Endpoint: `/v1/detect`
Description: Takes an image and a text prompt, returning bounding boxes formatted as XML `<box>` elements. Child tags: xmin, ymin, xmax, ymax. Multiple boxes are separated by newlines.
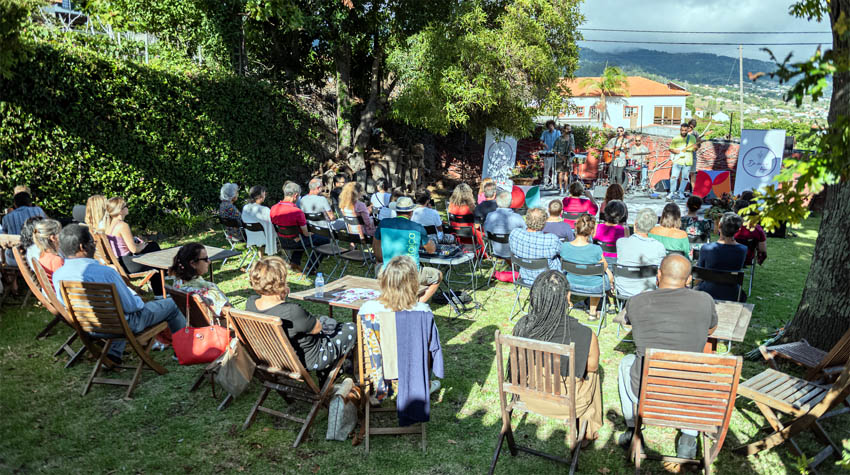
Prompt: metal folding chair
<box><xmin>218</xmin><ymin>215</ymin><xmax>244</xmax><ymax>266</ymax></box>
<box><xmin>508</xmin><ymin>253</ymin><xmax>550</xmax><ymax>319</ymax></box>
<box><xmin>485</xmin><ymin>231</ymin><xmax>512</xmax><ymax>285</ymax></box>
<box><xmin>610</xmin><ymin>263</ymin><xmax>658</xmax><ymax>342</ymax></box>
<box><xmin>275</xmin><ymin>224</ymin><xmax>314</xmax><ymax>272</ymax></box>
<box><xmin>240</xmin><ymin>221</ymin><xmax>266</xmax><ymax>270</ymax></box>
<box><xmin>304</xmin><ymin>218</ymin><xmax>344</xmax><ymax>280</ymax></box>
<box><xmin>561</xmin><ymin>260</ymin><xmax>609</xmax><ymax>336</ymax></box>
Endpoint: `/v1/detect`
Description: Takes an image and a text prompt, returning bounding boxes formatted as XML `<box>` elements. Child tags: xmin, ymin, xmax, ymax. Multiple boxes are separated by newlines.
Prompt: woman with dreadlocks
<box><xmin>513</xmin><ymin>270</ymin><xmax>602</xmax><ymax>445</ymax></box>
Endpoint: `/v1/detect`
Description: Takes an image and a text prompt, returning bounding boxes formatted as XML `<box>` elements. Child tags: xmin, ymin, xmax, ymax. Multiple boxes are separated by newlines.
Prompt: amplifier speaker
<box><xmin>654</xmin><ymin>179</ymin><xmax>670</xmax><ymax>192</ymax></box>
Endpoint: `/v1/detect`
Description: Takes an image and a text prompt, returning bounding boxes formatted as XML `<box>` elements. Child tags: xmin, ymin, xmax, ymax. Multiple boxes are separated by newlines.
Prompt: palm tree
<box><xmin>578</xmin><ymin>66</ymin><xmax>629</xmax><ymax>127</ymax></box>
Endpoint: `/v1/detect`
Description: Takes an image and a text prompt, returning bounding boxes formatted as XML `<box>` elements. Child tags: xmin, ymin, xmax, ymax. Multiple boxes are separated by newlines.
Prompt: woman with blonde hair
<box><xmin>339</xmin><ymin>182</ymin><xmax>375</xmax><ymax>238</ymax></box>
<box><xmin>85</xmin><ymin>194</ymin><xmax>108</xmax><ymax>233</ymax></box>
<box><xmin>33</xmin><ymin>219</ymin><xmax>64</xmax><ymax>286</ymax></box>
<box><xmin>448</xmin><ymin>183</ymin><xmax>484</xmax><ymax>249</ymax></box>
<box><xmin>246</xmin><ymin>256</ymin><xmax>356</xmax><ymax>371</ymax></box>
<box><xmin>361</xmin><ymin>255</ymin><xmax>432</xmax><ymax>314</ymax></box>
<box><xmin>105</xmin><ymin>196</ymin><xmax>163</xmax><ymax>291</ymax></box>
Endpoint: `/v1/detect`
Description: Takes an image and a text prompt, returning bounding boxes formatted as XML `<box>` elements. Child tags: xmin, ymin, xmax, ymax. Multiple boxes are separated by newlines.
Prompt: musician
<box><xmin>553</xmin><ymin>124</ymin><xmax>575</xmax><ymax>195</ymax></box>
<box><xmin>667</xmin><ymin>123</ymin><xmax>698</xmax><ymax>200</ymax></box>
<box><xmin>539</xmin><ymin>120</ymin><xmax>561</xmax><ymax>188</ymax></box>
<box><xmin>628</xmin><ymin>136</ymin><xmax>650</xmax><ymax>188</ymax></box>
<box><xmin>604</xmin><ymin>127</ymin><xmax>629</xmax><ymax>186</ymax></box>
<box><xmin>687</xmin><ymin>119</ymin><xmax>710</xmax><ymax>185</ymax></box>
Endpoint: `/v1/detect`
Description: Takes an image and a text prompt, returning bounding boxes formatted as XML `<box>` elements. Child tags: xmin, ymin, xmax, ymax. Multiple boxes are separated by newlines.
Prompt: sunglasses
<box><xmin>193</xmin><ymin>256</ymin><xmax>210</xmax><ymax>263</ymax></box>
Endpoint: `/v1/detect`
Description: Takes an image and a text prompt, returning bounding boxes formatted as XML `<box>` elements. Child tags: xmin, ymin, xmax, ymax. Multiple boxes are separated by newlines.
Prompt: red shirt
<box><xmin>734</xmin><ymin>225</ymin><xmax>766</xmax><ymax>265</ymax></box>
<box><xmin>561</xmin><ymin>197</ymin><xmax>598</xmax><ymax>226</ymax></box>
<box><xmin>270</xmin><ymin>201</ymin><xmax>306</xmax><ymax>238</ymax></box>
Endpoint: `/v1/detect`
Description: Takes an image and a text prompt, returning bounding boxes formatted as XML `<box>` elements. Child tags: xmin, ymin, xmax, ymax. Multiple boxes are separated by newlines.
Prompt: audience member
<box><xmin>508</xmin><ymin>208</ymin><xmax>561</xmax><ymax>283</ymax></box>
<box><xmin>477</xmin><ymin>177</ymin><xmax>494</xmax><ymax>204</ymax></box>
<box><xmin>617</xmin><ymin>254</ymin><xmax>717</xmax><ymax>459</ymax></box>
<box><xmin>561</xmin><ymin>214</ymin><xmax>612</xmax><ymax>320</ymax></box>
<box><xmin>246</xmin><ymin>256</ymin><xmax>356</xmax><ymax>372</ymax></box>
<box><xmin>697</xmin><ymin>212</ymin><xmax>748</xmax><ymax>302</ymax></box>
<box><xmin>339</xmin><ymin>182</ymin><xmax>376</xmax><ymax>238</ymax></box>
<box><xmin>2</xmin><ymin>192</ymin><xmax>47</xmax><ymax>264</ymax></box>
<box><xmin>370</xmin><ymin>178</ymin><xmax>393</xmax><ymax>219</ymax></box>
<box><xmin>598</xmin><ymin>184</ymin><xmax>627</xmax><ymax>224</ymax></box>
<box><xmin>72</xmin><ymin>204</ymin><xmax>87</xmax><ymax>224</ymax></box>
<box><xmin>484</xmin><ymin>191</ymin><xmax>525</xmax><ymax>258</ymax></box>
<box><xmin>53</xmin><ymin>224</ymin><xmax>186</xmax><ymax>364</ymax></box>
<box><xmin>561</xmin><ymin>182</ymin><xmax>598</xmax><ymax>227</ymax></box>
<box><xmin>681</xmin><ymin>195</ymin><xmax>711</xmax><ymax>244</ymax></box>
<box><xmin>373</xmin><ymin>196</ymin><xmax>442</xmax><ymax>303</ymax></box>
<box><xmin>271</xmin><ymin>182</ymin><xmax>327</xmax><ymax>273</ymax></box>
<box><xmin>411</xmin><ymin>192</ymin><xmax>444</xmax><ymax>242</ymax></box>
<box><xmin>242</xmin><ymin>185</ymin><xmax>278</xmax><ymax>258</ymax></box>
<box><xmin>22</xmin><ymin>216</ymin><xmax>46</xmax><ymax>273</ymax></box>
<box><xmin>473</xmin><ymin>183</ymin><xmax>498</xmax><ymax>224</ymax></box>
<box><xmin>615</xmin><ymin>208</ymin><xmax>667</xmax><ymax>298</ymax></box>
<box><xmin>542</xmin><ymin>199</ymin><xmax>574</xmax><ymax>241</ymax></box>
<box><xmin>85</xmin><ymin>194</ymin><xmax>108</xmax><ymax>234</ymax></box>
<box><xmin>104</xmin><ymin>197</ymin><xmax>163</xmax><ymax>292</ymax></box>
<box><xmin>733</xmin><ymin>200</ymin><xmax>768</xmax><ymax>265</ymax></box>
<box><xmin>300</xmin><ymin>177</ymin><xmax>344</xmax><ymax>231</ymax></box>
<box><xmin>168</xmin><ymin>242</ymin><xmax>230</xmax><ymax>316</ymax></box>
<box><xmin>447</xmin><ymin>183</ymin><xmax>484</xmax><ymax>249</ymax></box>
<box><xmin>219</xmin><ymin>183</ymin><xmax>242</xmax><ymax>242</ymax></box>
<box><xmin>33</xmin><ymin>219</ymin><xmax>64</xmax><ymax>287</ymax></box>
<box><xmin>649</xmin><ymin>203</ymin><xmax>690</xmax><ymax>257</ymax></box>
<box><xmin>595</xmin><ymin>200</ymin><xmax>628</xmax><ymax>262</ymax></box>
<box><xmin>514</xmin><ymin>270</ymin><xmax>601</xmax><ymax>444</ymax></box>
<box><xmin>329</xmin><ymin>174</ymin><xmax>348</xmax><ymax>209</ymax></box>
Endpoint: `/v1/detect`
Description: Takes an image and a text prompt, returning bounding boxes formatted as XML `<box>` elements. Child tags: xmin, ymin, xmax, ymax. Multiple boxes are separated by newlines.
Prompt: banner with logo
<box><xmin>482</xmin><ymin>128</ymin><xmax>518</xmax><ymax>191</ymax></box>
<box><xmin>733</xmin><ymin>129</ymin><xmax>786</xmax><ymax>195</ymax></box>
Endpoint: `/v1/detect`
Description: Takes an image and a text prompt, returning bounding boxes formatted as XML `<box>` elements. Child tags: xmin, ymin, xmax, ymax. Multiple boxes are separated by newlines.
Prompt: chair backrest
<box><xmin>306</xmin><ymin>220</ymin><xmax>334</xmax><ymax>240</ymax></box>
<box><xmin>335</xmin><ymin>228</ymin><xmax>366</xmax><ymax>246</ymax></box>
<box><xmin>274</xmin><ymin>224</ymin><xmax>302</xmax><ymax>240</ymax></box>
<box><xmin>164</xmin><ymin>284</ymin><xmax>216</xmax><ymax>327</ymax></box>
<box><xmin>304</xmin><ymin>212</ymin><xmax>327</xmax><ymax>224</ymax></box>
<box><xmin>807</xmin><ymin>327</ymin><xmax>850</xmax><ymax>379</ymax></box>
<box><xmin>448</xmin><ymin>212</ymin><xmax>475</xmax><ymax>225</ymax></box>
<box><xmin>12</xmin><ymin>247</ymin><xmax>55</xmax><ymax>313</ymax></box>
<box><xmin>60</xmin><ymin>281</ymin><xmax>131</xmax><ymax>337</ymax></box>
<box><xmin>227</xmin><ymin>307</ymin><xmax>319</xmax><ymax>393</ymax></box>
<box><xmin>691</xmin><ymin>266</ymin><xmax>744</xmax><ymax>286</ymax></box>
<box><xmin>423</xmin><ymin>225</ymin><xmax>439</xmax><ymax>236</ymax></box>
<box><xmin>612</xmin><ymin>263</ymin><xmax>658</xmax><ymax>280</ymax></box>
<box><xmin>594</xmin><ymin>239</ymin><xmax>617</xmax><ymax>255</ymax></box>
<box><xmin>31</xmin><ymin>256</ymin><xmax>72</xmax><ymax>324</ymax></box>
<box><xmin>511</xmin><ymin>253</ymin><xmax>550</xmax><ymax>273</ymax></box>
<box><xmin>218</xmin><ymin>215</ymin><xmax>241</xmax><ymax>229</ymax></box>
<box><xmin>560</xmin><ymin>260</ymin><xmax>605</xmax><ymax>277</ymax></box>
<box><xmin>562</xmin><ymin>211</ymin><xmax>585</xmax><ymax>222</ymax></box>
<box><xmin>638</xmin><ymin>348</ymin><xmax>742</xmax><ymax>452</ymax></box>
<box><xmin>667</xmin><ymin>249</ymin><xmax>688</xmax><ymax>257</ymax></box>
<box><xmin>243</xmin><ymin>221</ymin><xmax>265</xmax><ymax>233</ymax></box>
<box><xmin>688</xmin><ymin>234</ymin><xmax>709</xmax><ymax>245</ymax></box>
<box><xmin>93</xmin><ymin>233</ymin><xmax>132</xmax><ymax>282</ymax></box>
<box><xmin>494</xmin><ymin>330</ymin><xmax>577</xmax><ymax>423</ymax></box>
<box><xmin>91</xmin><ymin>232</ymin><xmax>110</xmax><ymax>266</ymax></box>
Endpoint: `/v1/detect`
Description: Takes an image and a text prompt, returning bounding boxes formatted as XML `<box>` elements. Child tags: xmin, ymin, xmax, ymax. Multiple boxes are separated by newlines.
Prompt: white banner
<box><xmin>734</xmin><ymin>129</ymin><xmax>786</xmax><ymax>195</ymax></box>
<box><xmin>482</xmin><ymin>128</ymin><xmax>518</xmax><ymax>191</ymax></box>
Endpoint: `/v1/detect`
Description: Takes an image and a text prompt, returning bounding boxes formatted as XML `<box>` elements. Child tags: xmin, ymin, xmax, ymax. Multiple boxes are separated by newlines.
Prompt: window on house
<box><xmin>575</xmin><ymin>106</ymin><xmax>584</xmax><ymax>117</ymax></box>
<box><xmin>589</xmin><ymin>106</ymin><xmax>600</xmax><ymax>120</ymax></box>
<box><xmin>653</xmin><ymin>106</ymin><xmax>682</xmax><ymax>125</ymax></box>
<box><xmin>624</xmin><ymin>106</ymin><xmax>638</xmax><ymax>117</ymax></box>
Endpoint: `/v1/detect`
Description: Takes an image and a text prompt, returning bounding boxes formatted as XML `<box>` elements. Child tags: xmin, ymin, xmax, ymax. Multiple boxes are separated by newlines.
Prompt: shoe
<box><xmin>429</xmin><ymin>379</ymin><xmax>441</xmax><ymax>396</ymax></box>
<box><xmin>676</xmin><ymin>433</ymin><xmax>697</xmax><ymax>460</ymax></box>
<box><xmin>618</xmin><ymin>431</ymin><xmax>633</xmax><ymax>448</ymax></box>
<box><xmin>666</xmin><ymin>193</ymin><xmax>674</xmax><ymax>200</ymax></box>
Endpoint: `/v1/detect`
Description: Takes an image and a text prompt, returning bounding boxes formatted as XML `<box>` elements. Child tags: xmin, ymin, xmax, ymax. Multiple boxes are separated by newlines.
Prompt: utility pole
<box><xmin>739</xmin><ymin>44</ymin><xmax>744</xmax><ymax>137</ymax></box>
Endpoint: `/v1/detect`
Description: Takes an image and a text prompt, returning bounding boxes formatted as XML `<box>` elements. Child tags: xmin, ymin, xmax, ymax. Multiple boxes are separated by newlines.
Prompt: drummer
<box><xmin>604</xmin><ymin>126</ymin><xmax>629</xmax><ymax>186</ymax></box>
<box><xmin>539</xmin><ymin>120</ymin><xmax>561</xmax><ymax>189</ymax></box>
<box><xmin>629</xmin><ymin>135</ymin><xmax>650</xmax><ymax>188</ymax></box>
<box><xmin>553</xmin><ymin>124</ymin><xmax>575</xmax><ymax>195</ymax></box>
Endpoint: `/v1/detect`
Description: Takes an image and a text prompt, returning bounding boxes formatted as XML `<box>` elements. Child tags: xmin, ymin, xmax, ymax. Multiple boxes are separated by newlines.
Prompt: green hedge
<box><xmin>1</xmin><ymin>39</ymin><xmax>322</xmax><ymax>228</ymax></box>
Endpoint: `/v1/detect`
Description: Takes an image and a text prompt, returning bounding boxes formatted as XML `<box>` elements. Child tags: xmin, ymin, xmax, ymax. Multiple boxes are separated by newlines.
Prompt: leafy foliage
<box><xmin>0</xmin><ymin>0</ymin><xmax>37</xmax><ymax>79</ymax></box>
<box><xmin>575</xmin><ymin>66</ymin><xmax>629</xmax><ymax>126</ymax></box>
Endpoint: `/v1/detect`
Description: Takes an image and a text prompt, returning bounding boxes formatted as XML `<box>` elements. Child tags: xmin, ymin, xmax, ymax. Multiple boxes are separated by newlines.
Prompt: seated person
<box><xmin>484</xmin><ymin>191</ymin><xmax>525</xmax><ymax>258</ymax></box>
<box><xmin>246</xmin><ymin>256</ymin><xmax>356</xmax><ymax>372</ymax></box>
<box><xmin>561</xmin><ymin>182</ymin><xmax>598</xmax><ymax>227</ymax></box>
<box><xmin>561</xmin><ymin>214</ymin><xmax>612</xmax><ymax>320</ymax></box>
<box><xmin>329</xmin><ymin>173</ymin><xmax>348</xmax><ymax>210</ymax></box>
<box><xmin>370</xmin><ymin>178</ymin><xmax>394</xmax><ymax>220</ymax></box>
<box><xmin>168</xmin><ymin>243</ymin><xmax>230</xmax><ymax>316</ymax></box>
<box><xmin>598</xmin><ymin>184</ymin><xmax>627</xmax><ymax>224</ymax></box>
<box><xmin>373</xmin><ymin>196</ymin><xmax>442</xmax><ymax>303</ymax></box>
<box><xmin>649</xmin><ymin>203</ymin><xmax>690</xmax><ymax>258</ymax></box>
<box><xmin>447</xmin><ymin>183</ymin><xmax>484</xmax><ymax>249</ymax></box>
<box><xmin>617</xmin><ymin>254</ymin><xmax>717</xmax><ymax>460</ymax></box>
<box><xmin>473</xmin><ymin>182</ymin><xmax>498</xmax><ymax>224</ymax></box>
<box><xmin>477</xmin><ymin>177</ymin><xmax>494</xmax><ymax>204</ymax></box>
<box><xmin>339</xmin><ymin>182</ymin><xmax>376</xmax><ymax>238</ymax></box>
<box><xmin>3</xmin><ymin>191</ymin><xmax>47</xmax><ymax>265</ymax></box>
<box><xmin>594</xmin><ymin>200</ymin><xmax>628</xmax><ymax>262</ymax></box>
<box><xmin>513</xmin><ymin>270</ymin><xmax>601</xmax><ymax>445</ymax></box>
<box><xmin>219</xmin><ymin>183</ymin><xmax>243</xmax><ymax>242</ymax></box>
<box><xmin>681</xmin><ymin>195</ymin><xmax>711</xmax><ymax>244</ymax></box>
<box><xmin>243</xmin><ymin>185</ymin><xmax>278</xmax><ymax>258</ymax></box>
<box><xmin>21</xmin><ymin>216</ymin><xmax>46</xmax><ymax>273</ymax></box>
<box><xmin>53</xmin><ymin>224</ymin><xmax>187</xmax><ymax>364</ymax></box>
<box><xmin>300</xmin><ymin>177</ymin><xmax>344</xmax><ymax>230</ymax></box>
<box><xmin>542</xmin><ymin>200</ymin><xmax>574</xmax><ymax>241</ymax></box>
<box><xmin>615</xmin><ymin>208</ymin><xmax>667</xmax><ymax>298</ymax></box>
<box><xmin>271</xmin><ymin>182</ymin><xmax>328</xmax><ymax>273</ymax></box>
<box><xmin>697</xmin><ymin>212</ymin><xmax>748</xmax><ymax>302</ymax></box>
<box><xmin>733</xmin><ymin>200</ymin><xmax>767</xmax><ymax>266</ymax></box>
<box><xmin>104</xmin><ymin>196</ymin><xmax>163</xmax><ymax>292</ymax></box>
<box><xmin>411</xmin><ymin>192</ymin><xmax>445</xmax><ymax>242</ymax></box>
<box><xmin>85</xmin><ymin>194</ymin><xmax>108</xmax><ymax>234</ymax></box>
<box><xmin>508</xmin><ymin>208</ymin><xmax>561</xmax><ymax>283</ymax></box>
<box><xmin>33</xmin><ymin>219</ymin><xmax>64</xmax><ymax>287</ymax></box>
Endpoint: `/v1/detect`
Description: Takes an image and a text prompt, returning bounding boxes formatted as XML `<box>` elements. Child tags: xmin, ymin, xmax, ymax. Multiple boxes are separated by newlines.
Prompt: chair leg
<box><xmin>65</xmin><ymin>343</ymin><xmax>87</xmax><ymax>369</ymax></box>
<box><xmin>509</xmin><ymin>286</ymin><xmax>522</xmax><ymax>319</ymax></box>
<box><xmin>83</xmin><ymin>340</ymin><xmax>111</xmax><ymax>396</ymax></box>
<box><xmin>36</xmin><ymin>315</ymin><xmax>62</xmax><ymax>339</ymax></box>
<box><xmin>364</xmin><ymin>391</ymin><xmax>371</xmax><ymax>454</ymax></box>
<box><xmin>243</xmin><ymin>386</ymin><xmax>271</xmax><ymax>430</ymax></box>
<box><xmin>489</xmin><ymin>431</ymin><xmax>507</xmax><ymax>475</ymax></box>
<box><xmin>569</xmin><ymin>420</ymin><xmax>588</xmax><ymax>475</ymax></box>
<box><xmin>218</xmin><ymin>393</ymin><xmax>234</xmax><ymax>411</ymax></box>
<box><xmin>293</xmin><ymin>399</ymin><xmax>323</xmax><ymax>448</ymax></box>
<box><xmin>702</xmin><ymin>432</ymin><xmax>711</xmax><ymax>475</ymax></box>
<box><xmin>54</xmin><ymin>331</ymin><xmax>78</xmax><ymax>358</ymax></box>
<box><xmin>421</xmin><ymin>422</ymin><xmax>427</xmax><ymax>452</ymax></box>
<box><xmin>125</xmin><ymin>337</ymin><xmax>158</xmax><ymax>398</ymax></box>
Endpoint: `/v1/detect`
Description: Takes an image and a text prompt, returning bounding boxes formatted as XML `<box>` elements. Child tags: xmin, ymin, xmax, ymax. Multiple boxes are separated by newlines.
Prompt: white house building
<box><xmin>540</xmin><ymin>76</ymin><xmax>691</xmax><ymax>130</ymax></box>
<box><xmin>712</xmin><ymin>111</ymin><xmax>730</xmax><ymax>122</ymax></box>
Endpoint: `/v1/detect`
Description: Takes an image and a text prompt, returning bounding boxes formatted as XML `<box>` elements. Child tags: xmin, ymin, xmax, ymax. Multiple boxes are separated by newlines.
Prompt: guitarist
<box><xmin>604</xmin><ymin>126</ymin><xmax>629</xmax><ymax>186</ymax></box>
<box><xmin>667</xmin><ymin>123</ymin><xmax>698</xmax><ymax>200</ymax></box>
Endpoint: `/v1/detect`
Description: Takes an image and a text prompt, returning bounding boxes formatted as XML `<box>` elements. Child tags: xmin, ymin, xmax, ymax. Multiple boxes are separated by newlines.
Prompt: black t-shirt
<box><xmin>330</xmin><ymin>187</ymin><xmax>343</xmax><ymax>209</ymax></box>
<box><xmin>246</xmin><ymin>295</ymin><xmax>320</xmax><ymax>368</ymax></box>
<box><xmin>624</xmin><ymin>287</ymin><xmax>718</xmax><ymax>395</ymax></box>
<box><xmin>515</xmin><ymin>315</ymin><xmax>592</xmax><ymax>379</ymax></box>
<box><xmin>474</xmin><ymin>200</ymin><xmax>498</xmax><ymax>224</ymax></box>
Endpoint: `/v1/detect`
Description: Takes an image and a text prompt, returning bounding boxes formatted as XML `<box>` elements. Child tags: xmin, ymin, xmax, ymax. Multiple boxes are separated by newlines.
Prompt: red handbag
<box><xmin>171</xmin><ymin>290</ymin><xmax>230</xmax><ymax>365</ymax></box>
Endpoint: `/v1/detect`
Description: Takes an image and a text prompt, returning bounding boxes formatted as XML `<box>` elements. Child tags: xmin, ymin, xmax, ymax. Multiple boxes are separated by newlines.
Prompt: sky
<box><xmin>578</xmin><ymin>0</ymin><xmax>831</xmax><ymax>62</ymax></box>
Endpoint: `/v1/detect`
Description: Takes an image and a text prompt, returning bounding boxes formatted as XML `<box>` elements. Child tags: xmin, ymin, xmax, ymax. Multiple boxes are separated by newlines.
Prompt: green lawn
<box><xmin>2</xmin><ymin>215</ymin><xmax>847</xmax><ymax>474</ymax></box>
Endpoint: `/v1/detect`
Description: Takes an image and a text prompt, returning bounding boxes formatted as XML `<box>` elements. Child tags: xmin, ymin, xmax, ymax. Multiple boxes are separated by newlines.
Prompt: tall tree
<box><xmin>577</xmin><ymin>65</ymin><xmax>629</xmax><ymax>127</ymax></box>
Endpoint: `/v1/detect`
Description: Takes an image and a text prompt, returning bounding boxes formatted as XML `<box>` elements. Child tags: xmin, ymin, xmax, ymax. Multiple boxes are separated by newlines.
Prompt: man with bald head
<box><xmin>617</xmin><ymin>254</ymin><xmax>717</xmax><ymax>459</ymax></box>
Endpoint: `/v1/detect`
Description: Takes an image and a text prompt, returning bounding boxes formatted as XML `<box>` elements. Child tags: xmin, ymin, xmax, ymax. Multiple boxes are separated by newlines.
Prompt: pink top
<box><xmin>477</xmin><ymin>192</ymin><xmax>486</xmax><ymax>204</ymax></box>
<box><xmin>561</xmin><ymin>197</ymin><xmax>599</xmax><ymax>226</ymax></box>
<box><xmin>594</xmin><ymin>223</ymin><xmax>626</xmax><ymax>258</ymax></box>
<box><xmin>343</xmin><ymin>201</ymin><xmax>375</xmax><ymax>237</ymax></box>
<box><xmin>39</xmin><ymin>251</ymin><xmax>64</xmax><ymax>287</ymax></box>
<box><xmin>107</xmin><ymin>233</ymin><xmax>132</xmax><ymax>257</ymax></box>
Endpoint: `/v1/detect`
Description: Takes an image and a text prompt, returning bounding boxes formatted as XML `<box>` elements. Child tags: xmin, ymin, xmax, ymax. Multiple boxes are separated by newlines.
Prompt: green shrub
<box><xmin>0</xmin><ymin>39</ymin><xmax>323</xmax><ymax>228</ymax></box>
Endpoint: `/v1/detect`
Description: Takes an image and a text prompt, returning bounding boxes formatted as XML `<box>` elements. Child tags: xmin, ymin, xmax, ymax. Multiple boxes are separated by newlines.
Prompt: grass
<box><xmin>1</xmin><ymin>215</ymin><xmax>848</xmax><ymax>474</ymax></box>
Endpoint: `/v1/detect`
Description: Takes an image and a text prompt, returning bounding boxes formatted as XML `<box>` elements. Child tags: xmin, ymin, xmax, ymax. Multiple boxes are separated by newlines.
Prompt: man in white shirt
<box><xmin>615</xmin><ymin>208</ymin><xmax>667</xmax><ymax>297</ymax></box>
<box><xmin>300</xmin><ymin>177</ymin><xmax>344</xmax><ymax>230</ymax></box>
<box><xmin>411</xmin><ymin>192</ymin><xmax>444</xmax><ymax>241</ymax></box>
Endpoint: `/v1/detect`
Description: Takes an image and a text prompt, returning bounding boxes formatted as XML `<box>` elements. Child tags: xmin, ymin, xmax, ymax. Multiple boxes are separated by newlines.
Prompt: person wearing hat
<box><xmin>373</xmin><ymin>196</ymin><xmax>443</xmax><ymax>303</ymax></box>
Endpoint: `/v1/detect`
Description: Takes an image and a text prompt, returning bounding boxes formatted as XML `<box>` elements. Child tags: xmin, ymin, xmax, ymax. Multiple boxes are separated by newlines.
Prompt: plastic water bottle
<box><xmin>315</xmin><ymin>273</ymin><xmax>325</xmax><ymax>298</ymax></box>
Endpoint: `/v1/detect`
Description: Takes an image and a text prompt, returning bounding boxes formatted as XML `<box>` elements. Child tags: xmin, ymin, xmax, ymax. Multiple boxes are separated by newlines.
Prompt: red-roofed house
<box><xmin>554</xmin><ymin>76</ymin><xmax>690</xmax><ymax>130</ymax></box>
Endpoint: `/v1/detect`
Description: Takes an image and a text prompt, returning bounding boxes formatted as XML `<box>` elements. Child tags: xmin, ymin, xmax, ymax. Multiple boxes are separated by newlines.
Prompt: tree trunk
<box><xmin>335</xmin><ymin>44</ymin><xmax>353</xmax><ymax>155</ymax></box>
<box><xmin>348</xmin><ymin>40</ymin><xmax>382</xmax><ymax>184</ymax></box>
<box><xmin>783</xmin><ymin>0</ymin><xmax>850</xmax><ymax>350</ymax></box>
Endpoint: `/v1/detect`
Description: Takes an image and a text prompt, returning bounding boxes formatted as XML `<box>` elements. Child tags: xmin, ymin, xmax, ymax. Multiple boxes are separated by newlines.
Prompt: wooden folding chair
<box><xmin>630</xmin><ymin>349</ymin><xmax>742</xmax><ymax>474</ymax></box>
<box><xmin>60</xmin><ymin>281</ymin><xmax>168</xmax><ymax>398</ymax></box>
<box><xmin>93</xmin><ymin>233</ymin><xmax>156</xmax><ymax>294</ymax></box>
<box><xmin>228</xmin><ymin>308</ymin><xmax>348</xmax><ymax>447</ymax></box>
<box><xmin>30</xmin><ymin>257</ymin><xmax>90</xmax><ymax>368</ymax></box>
<box><xmin>356</xmin><ymin>313</ymin><xmax>427</xmax><ymax>454</ymax></box>
<box><xmin>734</xmin><ymin>362</ymin><xmax>850</xmax><ymax>472</ymax></box>
<box><xmin>11</xmin><ymin>247</ymin><xmax>63</xmax><ymax>339</ymax></box>
<box><xmin>759</xmin><ymin>327</ymin><xmax>850</xmax><ymax>382</ymax></box>
<box><xmin>490</xmin><ymin>331</ymin><xmax>586</xmax><ymax>475</ymax></box>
